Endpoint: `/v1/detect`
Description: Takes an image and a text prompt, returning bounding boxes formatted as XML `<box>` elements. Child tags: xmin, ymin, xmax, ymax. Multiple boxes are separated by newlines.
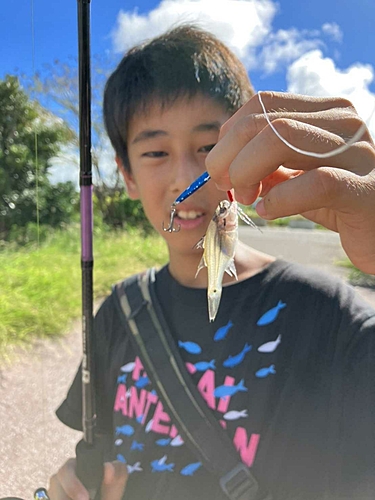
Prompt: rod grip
<box><xmin>76</xmin><ymin>439</ymin><xmax>104</xmax><ymax>500</ymax></box>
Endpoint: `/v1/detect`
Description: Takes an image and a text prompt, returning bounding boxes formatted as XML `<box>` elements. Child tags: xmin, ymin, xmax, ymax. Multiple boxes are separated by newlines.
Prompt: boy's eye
<box><xmin>142</xmin><ymin>151</ymin><xmax>167</xmax><ymax>158</ymax></box>
<box><xmin>199</xmin><ymin>144</ymin><xmax>216</xmax><ymax>153</ymax></box>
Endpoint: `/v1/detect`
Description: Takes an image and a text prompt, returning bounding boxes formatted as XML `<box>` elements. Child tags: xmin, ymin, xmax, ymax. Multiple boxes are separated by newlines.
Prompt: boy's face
<box><xmin>120</xmin><ymin>95</ymin><xmax>231</xmax><ymax>258</ymax></box>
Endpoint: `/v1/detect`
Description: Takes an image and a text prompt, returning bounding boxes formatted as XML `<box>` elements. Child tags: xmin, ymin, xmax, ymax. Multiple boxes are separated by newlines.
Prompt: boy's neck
<box><xmin>168</xmin><ymin>241</ymin><xmax>276</xmax><ymax>288</ymax></box>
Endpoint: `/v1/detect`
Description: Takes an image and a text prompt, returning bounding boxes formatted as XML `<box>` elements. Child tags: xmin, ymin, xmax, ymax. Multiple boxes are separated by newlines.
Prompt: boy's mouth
<box><xmin>176</xmin><ymin>210</ymin><xmax>204</xmax><ymax>220</ymax></box>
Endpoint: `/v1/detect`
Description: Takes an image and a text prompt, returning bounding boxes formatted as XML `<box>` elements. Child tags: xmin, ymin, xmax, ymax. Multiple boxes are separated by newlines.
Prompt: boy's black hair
<box><xmin>103</xmin><ymin>24</ymin><xmax>255</xmax><ymax>172</ymax></box>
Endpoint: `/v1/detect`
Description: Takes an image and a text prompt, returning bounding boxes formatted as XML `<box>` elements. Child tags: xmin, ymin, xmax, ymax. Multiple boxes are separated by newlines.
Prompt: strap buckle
<box><xmin>220</xmin><ymin>463</ymin><xmax>259</xmax><ymax>500</ymax></box>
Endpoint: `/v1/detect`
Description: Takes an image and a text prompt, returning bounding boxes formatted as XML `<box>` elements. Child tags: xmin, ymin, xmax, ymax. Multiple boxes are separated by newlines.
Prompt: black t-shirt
<box><xmin>57</xmin><ymin>260</ymin><xmax>375</xmax><ymax>500</ymax></box>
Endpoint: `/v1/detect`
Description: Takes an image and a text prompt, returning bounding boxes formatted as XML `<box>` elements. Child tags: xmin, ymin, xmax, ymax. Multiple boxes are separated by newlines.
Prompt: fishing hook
<box><xmin>163</xmin><ymin>205</ymin><xmax>181</xmax><ymax>232</ymax></box>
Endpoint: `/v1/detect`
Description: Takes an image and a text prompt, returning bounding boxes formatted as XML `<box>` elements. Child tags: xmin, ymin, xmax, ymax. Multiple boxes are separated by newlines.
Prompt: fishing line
<box><xmin>31</xmin><ymin>0</ymin><xmax>48</xmax><ymax>490</ymax></box>
<box><xmin>258</xmin><ymin>90</ymin><xmax>375</xmax><ymax>159</ymax></box>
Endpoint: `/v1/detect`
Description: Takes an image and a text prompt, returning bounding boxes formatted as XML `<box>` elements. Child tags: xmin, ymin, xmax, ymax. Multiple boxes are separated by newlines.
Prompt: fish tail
<box><xmin>270</xmin><ymin>364</ymin><xmax>276</xmax><ymax>374</ymax></box>
<box><xmin>238</xmin><ymin>379</ymin><xmax>247</xmax><ymax>391</ymax></box>
<box><xmin>278</xmin><ymin>300</ymin><xmax>287</xmax><ymax>309</ymax></box>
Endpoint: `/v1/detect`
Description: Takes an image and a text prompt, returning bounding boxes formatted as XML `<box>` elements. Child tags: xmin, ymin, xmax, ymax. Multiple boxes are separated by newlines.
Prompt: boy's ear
<box><xmin>116</xmin><ymin>156</ymin><xmax>140</xmax><ymax>200</ymax></box>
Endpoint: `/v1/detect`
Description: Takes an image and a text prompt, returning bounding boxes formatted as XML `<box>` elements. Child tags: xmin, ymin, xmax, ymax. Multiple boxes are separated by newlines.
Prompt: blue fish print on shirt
<box><xmin>223</xmin><ymin>343</ymin><xmax>252</xmax><ymax>368</ymax></box>
<box><xmin>117</xmin><ymin>374</ymin><xmax>127</xmax><ymax>384</ymax></box>
<box><xmin>194</xmin><ymin>360</ymin><xmax>215</xmax><ymax>371</ymax></box>
<box><xmin>178</xmin><ymin>340</ymin><xmax>202</xmax><ymax>354</ymax></box>
<box><xmin>255</xmin><ymin>364</ymin><xmax>276</xmax><ymax>378</ymax></box>
<box><xmin>131</xmin><ymin>440</ymin><xmax>144</xmax><ymax>451</ymax></box>
<box><xmin>180</xmin><ymin>462</ymin><xmax>202</xmax><ymax>476</ymax></box>
<box><xmin>214</xmin><ymin>379</ymin><xmax>248</xmax><ymax>398</ymax></box>
<box><xmin>156</xmin><ymin>438</ymin><xmax>171</xmax><ymax>447</ymax></box>
<box><xmin>214</xmin><ymin>320</ymin><xmax>233</xmax><ymax>341</ymax></box>
<box><xmin>136</xmin><ymin>415</ymin><xmax>143</xmax><ymax>424</ymax></box>
<box><xmin>257</xmin><ymin>300</ymin><xmax>286</xmax><ymax>326</ymax></box>
<box><xmin>116</xmin><ymin>425</ymin><xmax>135</xmax><ymax>436</ymax></box>
<box><xmin>117</xmin><ymin>454</ymin><xmax>127</xmax><ymax>463</ymax></box>
<box><xmin>135</xmin><ymin>376</ymin><xmax>150</xmax><ymax>389</ymax></box>
<box><xmin>151</xmin><ymin>455</ymin><xmax>175</xmax><ymax>472</ymax></box>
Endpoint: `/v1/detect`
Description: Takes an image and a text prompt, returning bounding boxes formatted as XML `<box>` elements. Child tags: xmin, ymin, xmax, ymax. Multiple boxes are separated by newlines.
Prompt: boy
<box><xmin>49</xmin><ymin>26</ymin><xmax>375</xmax><ymax>500</ymax></box>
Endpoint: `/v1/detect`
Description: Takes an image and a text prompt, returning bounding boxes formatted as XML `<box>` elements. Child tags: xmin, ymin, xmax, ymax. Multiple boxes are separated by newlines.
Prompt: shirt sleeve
<box><xmin>333</xmin><ymin>314</ymin><xmax>375</xmax><ymax>498</ymax></box>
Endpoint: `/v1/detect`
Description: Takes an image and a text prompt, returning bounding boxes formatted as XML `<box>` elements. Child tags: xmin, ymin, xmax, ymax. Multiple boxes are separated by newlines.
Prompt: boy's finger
<box><xmin>101</xmin><ymin>461</ymin><xmax>128</xmax><ymax>500</ymax></box>
<box><xmin>255</xmin><ymin>167</ymin><xmax>370</xmax><ymax>220</ymax></box>
<box><xmin>50</xmin><ymin>459</ymin><xmax>89</xmax><ymax>500</ymax></box>
<box><xmin>220</xmin><ymin>91</ymin><xmax>355</xmax><ymax>137</ymax></box>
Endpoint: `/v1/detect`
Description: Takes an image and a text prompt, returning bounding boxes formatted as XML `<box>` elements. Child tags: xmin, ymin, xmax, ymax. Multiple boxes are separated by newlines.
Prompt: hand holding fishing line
<box><xmin>206</xmin><ymin>91</ymin><xmax>375</xmax><ymax>274</ymax></box>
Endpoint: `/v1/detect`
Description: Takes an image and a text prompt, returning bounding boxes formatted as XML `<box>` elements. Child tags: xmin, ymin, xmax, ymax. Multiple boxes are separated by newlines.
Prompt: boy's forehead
<box><xmin>127</xmin><ymin>94</ymin><xmax>230</xmax><ymax>141</ymax></box>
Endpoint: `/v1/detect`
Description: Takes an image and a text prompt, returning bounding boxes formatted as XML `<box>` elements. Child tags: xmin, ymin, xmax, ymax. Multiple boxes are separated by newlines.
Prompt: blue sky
<box><xmin>1</xmin><ymin>0</ymin><xmax>374</xmax><ymax>182</ymax></box>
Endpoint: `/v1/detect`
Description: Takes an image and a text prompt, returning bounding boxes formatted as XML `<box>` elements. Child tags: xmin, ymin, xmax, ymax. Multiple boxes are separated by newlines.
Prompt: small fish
<box><xmin>135</xmin><ymin>376</ymin><xmax>150</xmax><ymax>389</ymax></box>
<box><xmin>194</xmin><ymin>360</ymin><xmax>216</xmax><ymax>371</ymax></box>
<box><xmin>116</xmin><ymin>425</ymin><xmax>135</xmax><ymax>436</ymax></box>
<box><xmin>145</xmin><ymin>419</ymin><xmax>154</xmax><ymax>433</ymax></box>
<box><xmin>257</xmin><ymin>301</ymin><xmax>286</xmax><ymax>326</ymax></box>
<box><xmin>171</xmin><ymin>435</ymin><xmax>184</xmax><ymax>447</ymax></box>
<box><xmin>151</xmin><ymin>455</ymin><xmax>174</xmax><ymax>472</ymax></box>
<box><xmin>223</xmin><ymin>409</ymin><xmax>248</xmax><ymax>421</ymax></box>
<box><xmin>115</xmin><ymin>439</ymin><xmax>123</xmax><ymax>446</ymax></box>
<box><xmin>195</xmin><ymin>199</ymin><xmax>257</xmax><ymax>322</ymax></box>
<box><xmin>131</xmin><ymin>440</ymin><xmax>144</xmax><ymax>451</ymax></box>
<box><xmin>116</xmin><ymin>454</ymin><xmax>127</xmax><ymax>463</ymax></box>
<box><xmin>214</xmin><ymin>320</ymin><xmax>234</xmax><ymax>341</ymax></box>
<box><xmin>255</xmin><ymin>364</ymin><xmax>276</xmax><ymax>378</ymax></box>
<box><xmin>121</xmin><ymin>362</ymin><xmax>136</xmax><ymax>373</ymax></box>
<box><xmin>117</xmin><ymin>374</ymin><xmax>127</xmax><ymax>384</ymax></box>
<box><xmin>258</xmin><ymin>334</ymin><xmax>282</xmax><ymax>353</ymax></box>
<box><xmin>214</xmin><ymin>379</ymin><xmax>248</xmax><ymax>398</ymax></box>
<box><xmin>180</xmin><ymin>462</ymin><xmax>202</xmax><ymax>476</ymax></box>
<box><xmin>156</xmin><ymin>438</ymin><xmax>171</xmax><ymax>446</ymax></box>
<box><xmin>223</xmin><ymin>343</ymin><xmax>252</xmax><ymax>368</ymax></box>
<box><xmin>127</xmin><ymin>461</ymin><xmax>143</xmax><ymax>474</ymax></box>
<box><xmin>178</xmin><ymin>340</ymin><xmax>202</xmax><ymax>354</ymax></box>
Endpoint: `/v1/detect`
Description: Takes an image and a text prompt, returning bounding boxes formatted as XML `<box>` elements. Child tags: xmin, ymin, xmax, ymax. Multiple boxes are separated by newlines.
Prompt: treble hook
<box><xmin>163</xmin><ymin>205</ymin><xmax>181</xmax><ymax>232</ymax></box>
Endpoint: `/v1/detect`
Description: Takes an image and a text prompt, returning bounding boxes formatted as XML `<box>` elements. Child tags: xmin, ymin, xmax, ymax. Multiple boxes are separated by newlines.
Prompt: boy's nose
<box><xmin>170</xmin><ymin>154</ymin><xmax>203</xmax><ymax>195</ymax></box>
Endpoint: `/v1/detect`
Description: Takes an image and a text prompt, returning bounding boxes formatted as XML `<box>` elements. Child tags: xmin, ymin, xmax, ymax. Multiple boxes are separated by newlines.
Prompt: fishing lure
<box><xmin>195</xmin><ymin>193</ymin><xmax>258</xmax><ymax>322</ymax></box>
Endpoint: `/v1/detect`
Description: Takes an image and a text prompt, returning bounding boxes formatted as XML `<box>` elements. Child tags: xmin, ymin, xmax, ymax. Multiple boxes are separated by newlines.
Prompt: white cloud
<box><xmin>322</xmin><ymin>22</ymin><xmax>343</xmax><ymax>43</ymax></box>
<box><xmin>287</xmin><ymin>50</ymin><xmax>375</xmax><ymax>138</ymax></box>
<box><xmin>259</xmin><ymin>28</ymin><xmax>323</xmax><ymax>74</ymax></box>
<box><xmin>111</xmin><ymin>0</ymin><xmax>277</xmax><ymax>69</ymax></box>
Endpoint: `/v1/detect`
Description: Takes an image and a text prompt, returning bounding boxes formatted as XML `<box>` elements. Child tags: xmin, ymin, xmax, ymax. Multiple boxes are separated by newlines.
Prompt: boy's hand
<box><xmin>206</xmin><ymin>91</ymin><xmax>375</xmax><ymax>274</ymax></box>
<box><xmin>48</xmin><ymin>458</ymin><xmax>128</xmax><ymax>500</ymax></box>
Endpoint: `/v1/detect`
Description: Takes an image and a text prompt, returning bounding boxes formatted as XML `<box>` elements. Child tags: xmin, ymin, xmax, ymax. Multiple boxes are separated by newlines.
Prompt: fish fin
<box><xmin>195</xmin><ymin>255</ymin><xmax>207</xmax><ymax>278</ymax></box>
<box><xmin>278</xmin><ymin>300</ymin><xmax>287</xmax><ymax>309</ymax></box>
<box><xmin>237</xmin><ymin>206</ymin><xmax>262</xmax><ymax>232</ymax></box>
<box><xmin>194</xmin><ymin>236</ymin><xmax>205</xmax><ymax>250</ymax></box>
<box><xmin>225</xmin><ymin>259</ymin><xmax>237</xmax><ymax>279</ymax></box>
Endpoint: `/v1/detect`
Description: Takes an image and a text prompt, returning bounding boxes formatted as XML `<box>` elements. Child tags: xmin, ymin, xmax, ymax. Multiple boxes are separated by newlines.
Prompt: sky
<box><xmin>1</xmin><ymin>0</ymin><xmax>375</xmax><ymax>183</ymax></box>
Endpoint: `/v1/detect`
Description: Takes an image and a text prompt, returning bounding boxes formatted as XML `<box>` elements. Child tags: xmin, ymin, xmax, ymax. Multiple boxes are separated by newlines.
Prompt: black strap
<box><xmin>113</xmin><ymin>269</ymin><xmax>270</xmax><ymax>500</ymax></box>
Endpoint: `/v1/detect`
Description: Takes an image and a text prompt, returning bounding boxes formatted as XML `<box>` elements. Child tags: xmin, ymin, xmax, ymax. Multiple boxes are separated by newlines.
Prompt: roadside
<box><xmin>1</xmin><ymin>227</ymin><xmax>374</xmax><ymax>498</ymax></box>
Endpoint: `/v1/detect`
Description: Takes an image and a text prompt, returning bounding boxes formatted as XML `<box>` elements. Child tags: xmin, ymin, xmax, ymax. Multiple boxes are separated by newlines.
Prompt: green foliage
<box><xmin>0</xmin><ymin>227</ymin><xmax>168</xmax><ymax>358</ymax></box>
<box><xmin>0</xmin><ymin>75</ymin><xmax>74</xmax><ymax>239</ymax></box>
<box><xmin>94</xmin><ymin>187</ymin><xmax>152</xmax><ymax>232</ymax></box>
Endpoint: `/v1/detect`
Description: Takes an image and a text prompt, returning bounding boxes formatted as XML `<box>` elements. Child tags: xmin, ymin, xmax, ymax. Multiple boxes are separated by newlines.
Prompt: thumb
<box><xmin>101</xmin><ymin>461</ymin><xmax>128</xmax><ymax>500</ymax></box>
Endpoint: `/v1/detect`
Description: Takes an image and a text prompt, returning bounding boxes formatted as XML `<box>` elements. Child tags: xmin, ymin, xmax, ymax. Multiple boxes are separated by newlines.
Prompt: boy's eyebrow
<box><xmin>131</xmin><ymin>122</ymin><xmax>222</xmax><ymax>145</ymax></box>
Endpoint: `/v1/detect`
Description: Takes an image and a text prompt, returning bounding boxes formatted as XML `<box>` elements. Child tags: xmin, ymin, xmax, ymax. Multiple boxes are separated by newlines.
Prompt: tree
<box><xmin>0</xmin><ymin>75</ymin><xmax>74</xmax><ymax>239</ymax></box>
<box><xmin>26</xmin><ymin>56</ymin><xmax>150</xmax><ymax>231</ymax></box>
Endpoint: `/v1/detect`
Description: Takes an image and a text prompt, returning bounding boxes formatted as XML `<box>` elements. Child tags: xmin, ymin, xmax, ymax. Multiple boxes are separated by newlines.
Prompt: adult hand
<box><xmin>206</xmin><ymin>91</ymin><xmax>375</xmax><ymax>274</ymax></box>
<box><xmin>48</xmin><ymin>458</ymin><xmax>128</xmax><ymax>500</ymax></box>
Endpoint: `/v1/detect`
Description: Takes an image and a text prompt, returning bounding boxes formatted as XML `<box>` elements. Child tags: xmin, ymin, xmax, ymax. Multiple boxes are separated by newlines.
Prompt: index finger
<box><xmin>220</xmin><ymin>91</ymin><xmax>354</xmax><ymax>139</ymax></box>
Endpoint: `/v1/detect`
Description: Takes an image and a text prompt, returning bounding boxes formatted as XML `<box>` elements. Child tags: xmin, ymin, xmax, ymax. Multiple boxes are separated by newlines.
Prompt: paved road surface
<box><xmin>1</xmin><ymin>228</ymin><xmax>374</xmax><ymax>499</ymax></box>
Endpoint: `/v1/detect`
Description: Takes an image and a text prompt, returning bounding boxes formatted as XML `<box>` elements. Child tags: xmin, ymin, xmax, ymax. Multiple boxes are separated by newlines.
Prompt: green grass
<box><xmin>0</xmin><ymin>226</ymin><xmax>168</xmax><ymax>356</ymax></box>
<box><xmin>337</xmin><ymin>259</ymin><xmax>375</xmax><ymax>288</ymax></box>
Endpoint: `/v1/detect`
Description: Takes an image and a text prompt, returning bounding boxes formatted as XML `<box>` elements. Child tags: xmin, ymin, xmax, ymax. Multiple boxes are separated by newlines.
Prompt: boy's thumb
<box><xmin>101</xmin><ymin>461</ymin><xmax>128</xmax><ymax>500</ymax></box>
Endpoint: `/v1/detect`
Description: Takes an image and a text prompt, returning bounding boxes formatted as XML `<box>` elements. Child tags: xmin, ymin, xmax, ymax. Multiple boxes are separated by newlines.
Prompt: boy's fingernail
<box><xmin>256</xmin><ymin>200</ymin><xmax>267</xmax><ymax>217</ymax></box>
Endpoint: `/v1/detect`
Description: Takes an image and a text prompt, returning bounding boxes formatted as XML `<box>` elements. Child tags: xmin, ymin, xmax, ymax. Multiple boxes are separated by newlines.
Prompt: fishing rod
<box><xmin>75</xmin><ymin>0</ymin><xmax>104</xmax><ymax>499</ymax></box>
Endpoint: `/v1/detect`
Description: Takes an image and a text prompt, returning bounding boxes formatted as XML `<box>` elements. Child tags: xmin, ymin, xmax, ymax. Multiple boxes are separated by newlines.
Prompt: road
<box><xmin>1</xmin><ymin>227</ymin><xmax>374</xmax><ymax>499</ymax></box>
